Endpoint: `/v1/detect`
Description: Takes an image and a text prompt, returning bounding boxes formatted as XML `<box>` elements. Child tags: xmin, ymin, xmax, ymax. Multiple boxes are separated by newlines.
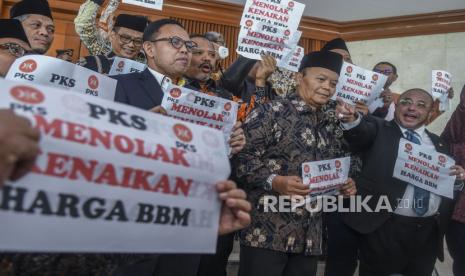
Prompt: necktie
<box><xmin>405</xmin><ymin>129</ymin><xmax>430</xmax><ymax>216</ymax></box>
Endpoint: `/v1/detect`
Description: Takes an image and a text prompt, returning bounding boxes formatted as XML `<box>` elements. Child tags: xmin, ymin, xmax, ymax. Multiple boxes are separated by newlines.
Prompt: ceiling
<box><xmin>216</xmin><ymin>0</ymin><xmax>465</xmax><ymax>22</ymax></box>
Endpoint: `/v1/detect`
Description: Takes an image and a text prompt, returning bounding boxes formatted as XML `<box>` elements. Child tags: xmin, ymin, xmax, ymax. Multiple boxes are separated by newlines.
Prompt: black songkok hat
<box><xmin>299</xmin><ymin>51</ymin><xmax>343</xmax><ymax>74</ymax></box>
<box><xmin>10</xmin><ymin>0</ymin><xmax>53</xmax><ymax>20</ymax></box>
<box><xmin>114</xmin><ymin>14</ymin><xmax>150</xmax><ymax>33</ymax></box>
<box><xmin>321</xmin><ymin>38</ymin><xmax>349</xmax><ymax>52</ymax></box>
<box><xmin>0</xmin><ymin>19</ymin><xmax>30</xmax><ymax>46</ymax></box>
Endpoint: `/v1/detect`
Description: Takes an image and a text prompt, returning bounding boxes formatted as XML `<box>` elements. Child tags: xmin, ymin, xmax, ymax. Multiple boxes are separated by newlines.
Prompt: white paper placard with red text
<box><xmin>0</xmin><ymin>78</ymin><xmax>230</xmax><ymax>253</ymax></box>
<box><xmin>236</xmin><ymin>0</ymin><xmax>305</xmax><ymax>63</ymax></box>
<box><xmin>277</xmin><ymin>45</ymin><xmax>304</xmax><ymax>72</ymax></box>
<box><xmin>432</xmin><ymin>70</ymin><xmax>452</xmax><ymax>101</ymax></box>
<box><xmin>393</xmin><ymin>138</ymin><xmax>455</xmax><ymax>199</ymax></box>
<box><xmin>302</xmin><ymin>157</ymin><xmax>350</xmax><ymax>201</ymax></box>
<box><xmin>161</xmin><ymin>85</ymin><xmax>238</xmax><ymax>142</ymax></box>
<box><xmin>122</xmin><ymin>0</ymin><xmax>163</xmax><ymax>10</ymax></box>
<box><xmin>109</xmin><ymin>56</ymin><xmax>147</xmax><ymax>76</ymax></box>
<box><xmin>6</xmin><ymin>55</ymin><xmax>116</xmax><ymax>101</ymax></box>
<box><xmin>334</xmin><ymin>62</ymin><xmax>388</xmax><ymax>106</ymax></box>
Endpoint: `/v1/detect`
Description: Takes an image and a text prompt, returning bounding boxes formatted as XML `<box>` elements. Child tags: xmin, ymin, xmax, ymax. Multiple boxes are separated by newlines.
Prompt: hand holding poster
<box><xmin>236</xmin><ymin>0</ymin><xmax>305</xmax><ymax>65</ymax></box>
<box><xmin>161</xmin><ymin>85</ymin><xmax>238</xmax><ymax>143</ymax></box>
<box><xmin>122</xmin><ymin>0</ymin><xmax>163</xmax><ymax>10</ymax></box>
<box><xmin>302</xmin><ymin>157</ymin><xmax>351</xmax><ymax>201</ymax></box>
<box><xmin>334</xmin><ymin>62</ymin><xmax>388</xmax><ymax>106</ymax></box>
<box><xmin>109</xmin><ymin>56</ymin><xmax>147</xmax><ymax>76</ymax></box>
<box><xmin>0</xmin><ymin>78</ymin><xmax>230</xmax><ymax>253</ymax></box>
<box><xmin>277</xmin><ymin>45</ymin><xmax>304</xmax><ymax>72</ymax></box>
<box><xmin>393</xmin><ymin>138</ymin><xmax>455</xmax><ymax>199</ymax></box>
<box><xmin>6</xmin><ymin>55</ymin><xmax>117</xmax><ymax>101</ymax></box>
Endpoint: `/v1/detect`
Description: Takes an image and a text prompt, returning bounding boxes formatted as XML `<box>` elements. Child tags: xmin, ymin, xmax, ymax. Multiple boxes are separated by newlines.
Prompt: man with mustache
<box><xmin>337</xmin><ymin>88</ymin><xmax>465</xmax><ymax>276</ymax></box>
<box><xmin>10</xmin><ymin>0</ymin><xmax>54</xmax><ymax>55</ymax></box>
<box><xmin>78</xmin><ymin>14</ymin><xmax>149</xmax><ymax>74</ymax></box>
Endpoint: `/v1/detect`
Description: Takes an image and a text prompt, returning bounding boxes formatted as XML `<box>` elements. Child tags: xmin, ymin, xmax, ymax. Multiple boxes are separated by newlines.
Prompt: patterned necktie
<box><xmin>405</xmin><ymin>129</ymin><xmax>430</xmax><ymax>216</ymax></box>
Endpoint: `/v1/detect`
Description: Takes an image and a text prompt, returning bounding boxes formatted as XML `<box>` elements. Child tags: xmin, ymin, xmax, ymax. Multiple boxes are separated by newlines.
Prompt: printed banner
<box><xmin>6</xmin><ymin>55</ymin><xmax>116</xmax><ymax>101</ymax></box>
<box><xmin>334</xmin><ymin>62</ymin><xmax>388</xmax><ymax>106</ymax></box>
<box><xmin>277</xmin><ymin>45</ymin><xmax>304</xmax><ymax>72</ymax></box>
<box><xmin>161</xmin><ymin>85</ymin><xmax>238</xmax><ymax>143</ymax></box>
<box><xmin>431</xmin><ymin>70</ymin><xmax>452</xmax><ymax>100</ymax></box>
<box><xmin>122</xmin><ymin>0</ymin><xmax>163</xmax><ymax>10</ymax></box>
<box><xmin>393</xmin><ymin>138</ymin><xmax>455</xmax><ymax>199</ymax></box>
<box><xmin>0</xmin><ymin>78</ymin><xmax>230</xmax><ymax>253</ymax></box>
<box><xmin>236</xmin><ymin>0</ymin><xmax>305</xmax><ymax>64</ymax></box>
<box><xmin>109</xmin><ymin>56</ymin><xmax>147</xmax><ymax>76</ymax></box>
<box><xmin>302</xmin><ymin>157</ymin><xmax>350</xmax><ymax>201</ymax></box>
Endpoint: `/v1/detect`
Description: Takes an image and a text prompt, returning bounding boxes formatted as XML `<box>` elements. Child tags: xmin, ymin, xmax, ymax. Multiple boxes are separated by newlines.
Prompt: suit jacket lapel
<box><xmin>139</xmin><ymin>68</ymin><xmax>164</xmax><ymax>106</ymax></box>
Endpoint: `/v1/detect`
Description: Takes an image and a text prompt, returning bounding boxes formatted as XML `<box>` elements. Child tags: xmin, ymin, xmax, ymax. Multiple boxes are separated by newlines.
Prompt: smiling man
<box><xmin>10</xmin><ymin>0</ymin><xmax>54</xmax><ymax>55</ymax></box>
<box><xmin>78</xmin><ymin>14</ymin><xmax>149</xmax><ymax>74</ymax></box>
<box><xmin>337</xmin><ymin>88</ymin><xmax>465</xmax><ymax>276</ymax></box>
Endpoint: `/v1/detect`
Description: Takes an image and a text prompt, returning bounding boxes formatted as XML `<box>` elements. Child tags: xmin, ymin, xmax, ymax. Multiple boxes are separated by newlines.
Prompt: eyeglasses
<box><xmin>398</xmin><ymin>98</ymin><xmax>430</xmax><ymax>109</ymax></box>
<box><xmin>150</xmin><ymin>36</ymin><xmax>198</xmax><ymax>52</ymax></box>
<box><xmin>117</xmin><ymin>33</ymin><xmax>143</xmax><ymax>47</ymax></box>
<box><xmin>0</xmin><ymin>43</ymin><xmax>27</xmax><ymax>58</ymax></box>
<box><xmin>374</xmin><ymin>69</ymin><xmax>394</xmax><ymax>75</ymax></box>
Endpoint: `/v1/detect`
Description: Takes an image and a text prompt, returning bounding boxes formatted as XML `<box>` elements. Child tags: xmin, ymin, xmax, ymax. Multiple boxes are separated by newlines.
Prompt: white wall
<box><xmin>347</xmin><ymin>32</ymin><xmax>465</xmax><ymax>135</ymax></box>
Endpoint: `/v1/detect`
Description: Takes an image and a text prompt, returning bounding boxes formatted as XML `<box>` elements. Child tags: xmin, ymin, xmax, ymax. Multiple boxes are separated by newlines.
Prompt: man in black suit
<box><xmin>336</xmin><ymin>88</ymin><xmax>465</xmax><ymax>276</ymax></box>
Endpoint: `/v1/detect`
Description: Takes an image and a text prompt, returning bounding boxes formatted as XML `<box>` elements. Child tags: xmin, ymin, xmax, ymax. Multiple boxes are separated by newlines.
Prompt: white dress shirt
<box><xmin>147</xmin><ymin>67</ymin><xmax>172</xmax><ymax>92</ymax></box>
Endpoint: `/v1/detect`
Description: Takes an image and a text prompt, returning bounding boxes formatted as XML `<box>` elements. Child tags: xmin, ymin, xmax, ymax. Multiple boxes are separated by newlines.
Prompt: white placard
<box><xmin>161</xmin><ymin>85</ymin><xmax>238</xmax><ymax>142</ymax></box>
<box><xmin>432</xmin><ymin>70</ymin><xmax>452</xmax><ymax>100</ymax></box>
<box><xmin>334</xmin><ymin>62</ymin><xmax>388</xmax><ymax>106</ymax></box>
<box><xmin>122</xmin><ymin>0</ymin><xmax>163</xmax><ymax>10</ymax></box>
<box><xmin>0</xmin><ymin>78</ymin><xmax>230</xmax><ymax>253</ymax></box>
<box><xmin>393</xmin><ymin>138</ymin><xmax>455</xmax><ymax>199</ymax></box>
<box><xmin>277</xmin><ymin>45</ymin><xmax>304</xmax><ymax>72</ymax></box>
<box><xmin>236</xmin><ymin>0</ymin><xmax>305</xmax><ymax>64</ymax></box>
<box><xmin>302</xmin><ymin>157</ymin><xmax>350</xmax><ymax>201</ymax></box>
<box><xmin>6</xmin><ymin>55</ymin><xmax>116</xmax><ymax>101</ymax></box>
<box><xmin>109</xmin><ymin>56</ymin><xmax>147</xmax><ymax>76</ymax></box>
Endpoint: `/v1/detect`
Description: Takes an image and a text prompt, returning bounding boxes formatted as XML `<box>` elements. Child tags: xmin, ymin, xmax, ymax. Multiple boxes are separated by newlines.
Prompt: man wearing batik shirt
<box><xmin>236</xmin><ymin>51</ymin><xmax>357</xmax><ymax>276</ymax></box>
<box><xmin>442</xmin><ymin>84</ymin><xmax>465</xmax><ymax>276</ymax></box>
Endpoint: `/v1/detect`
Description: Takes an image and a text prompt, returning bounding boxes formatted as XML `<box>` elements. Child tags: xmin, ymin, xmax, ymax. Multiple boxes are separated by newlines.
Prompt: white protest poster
<box><xmin>302</xmin><ymin>157</ymin><xmax>350</xmax><ymax>201</ymax></box>
<box><xmin>161</xmin><ymin>85</ymin><xmax>238</xmax><ymax>143</ymax></box>
<box><xmin>236</xmin><ymin>0</ymin><xmax>305</xmax><ymax>64</ymax></box>
<box><xmin>6</xmin><ymin>55</ymin><xmax>117</xmax><ymax>101</ymax></box>
<box><xmin>431</xmin><ymin>70</ymin><xmax>452</xmax><ymax>100</ymax></box>
<box><xmin>109</xmin><ymin>56</ymin><xmax>147</xmax><ymax>76</ymax></box>
<box><xmin>334</xmin><ymin>62</ymin><xmax>388</xmax><ymax>106</ymax></box>
<box><xmin>393</xmin><ymin>138</ymin><xmax>455</xmax><ymax>199</ymax></box>
<box><xmin>277</xmin><ymin>45</ymin><xmax>304</xmax><ymax>72</ymax></box>
<box><xmin>122</xmin><ymin>0</ymin><xmax>163</xmax><ymax>10</ymax></box>
<box><xmin>0</xmin><ymin>78</ymin><xmax>230</xmax><ymax>253</ymax></box>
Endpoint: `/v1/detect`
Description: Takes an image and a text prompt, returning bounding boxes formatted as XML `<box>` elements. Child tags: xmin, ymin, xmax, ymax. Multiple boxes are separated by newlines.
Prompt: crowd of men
<box><xmin>0</xmin><ymin>0</ymin><xmax>464</xmax><ymax>276</ymax></box>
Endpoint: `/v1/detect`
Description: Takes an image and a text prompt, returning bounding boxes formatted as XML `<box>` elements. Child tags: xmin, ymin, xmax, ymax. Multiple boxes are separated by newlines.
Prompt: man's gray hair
<box><xmin>14</xmin><ymin>14</ymin><xmax>30</xmax><ymax>22</ymax></box>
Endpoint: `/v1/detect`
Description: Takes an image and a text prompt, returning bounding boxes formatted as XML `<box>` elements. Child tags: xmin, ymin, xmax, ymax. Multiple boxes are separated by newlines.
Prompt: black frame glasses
<box><xmin>150</xmin><ymin>36</ymin><xmax>198</xmax><ymax>52</ymax></box>
<box><xmin>116</xmin><ymin>33</ymin><xmax>143</xmax><ymax>47</ymax></box>
<box><xmin>0</xmin><ymin>42</ymin><xmax>27</xmax><ymax>58</ymax></box>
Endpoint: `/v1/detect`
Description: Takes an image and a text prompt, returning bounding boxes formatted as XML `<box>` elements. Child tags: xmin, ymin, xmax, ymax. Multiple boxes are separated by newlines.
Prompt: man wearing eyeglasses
<box><xmin>336</xmin><ymin>88</ymin><xmax>465</xmax><ymax>276</ymax></box>
<box><xmin>78</xmin><ymin>14</ymin><xmax>149</xmax><ymax>75</ymax></box>
<box><xmin>0</xmin><ymin>19</ymin><xmax>31</xmax><ymax>77</ymax></box>
<box><xmin>10</xmin><ymin>0</ymin><xmax>54</xmax><ymax>55</ymax></box>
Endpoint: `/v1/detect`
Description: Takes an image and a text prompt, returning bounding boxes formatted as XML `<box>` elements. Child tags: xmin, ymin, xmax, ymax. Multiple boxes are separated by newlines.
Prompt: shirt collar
<box><xmin>147</xmin><ymin>67</ymin><xmax>172</xmax><ymax>91</ymax></box>
<box><xmin>396</xmin><ymin>122</ymin><xmax>426</xmax><ymax>140</ymax></box>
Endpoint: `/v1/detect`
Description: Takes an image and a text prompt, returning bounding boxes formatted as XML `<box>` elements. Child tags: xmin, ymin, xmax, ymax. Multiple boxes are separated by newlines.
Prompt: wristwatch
<box><xmin>265</xmin><ymin>174</ymin><xmax>277</xmax><ymax>191</ymax></box>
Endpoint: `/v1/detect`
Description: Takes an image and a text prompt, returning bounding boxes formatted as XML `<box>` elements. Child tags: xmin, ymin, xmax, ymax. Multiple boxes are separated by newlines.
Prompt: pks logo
<box><xmin>19</xmin><ymin>59</ymin><xmax>37</xmax><ymax>73</ymax></box>
<box><xmin>335</xmin><ymin>160</ymin><xmax>341</xmax><ymax>169</ymax></box>
<box><xmin>346</xmin><ymin>66</ymin><xmax>353</xmax><ymax>74</ymax></box>
<box><xmin>170</xmin><ymin>88</ymin><xmax>182</xmax><ymax>98</ymax></box>
<box><xmin>288</xmin><ymin>1</ymin><xmax>295</xmax><ymax>8</ymax></box>
<box><xmin>10</xmin><ymin>85</ymin><xmax>45</xmax><ymax>104</ymax></box>
<box><xmin>173</xmin><ymin>123</ymin><xmax>193</xmax><ymax>143</ymax></box>
<box><xmin>118</xmin><ymin>60</ymin><xmax>125</xmax><ymax>69</ymax></box>
<box><xmin>224</xmin><ymin>102</ymin><xmax>232</xmax><ymax>111</ymax></box>
<box><xmin>88</xmin><ymin>75</ymin><xmax>99</xmax><ymax>90</ymax></box>
<box><xmin>303</xmin><ymin>164</ymin><xmax>310</xmax><ymax>173</ymax></box>
<box><xmin>245</xmin><ymin>20</ymin><xmax>253</xmax><ymax>27</ymax></box>
<box><xmin>284</xmin><ymin>29</ymin><xmax>291</xmax><ymax>36</ymax></box>
<box><xmin>437</xmin><ymin>72</ymin><xmax>442</xmax><ymax>77</ymax></box>
<box><xmin>372</xmin><ymin>74</ymin><xmax>379</xmax><ymax>81</ymax></box>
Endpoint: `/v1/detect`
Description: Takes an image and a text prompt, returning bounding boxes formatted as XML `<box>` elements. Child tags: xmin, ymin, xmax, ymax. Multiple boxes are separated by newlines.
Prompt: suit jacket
<box><xmin>343</xmin><ymin>115</ymin><xmax>456</xmax><ymax>261</ymax></box>
<box><xmin>113</xmin><ymin>68</ymin><xmax>164</xmax><ymax>108</ymax></box>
